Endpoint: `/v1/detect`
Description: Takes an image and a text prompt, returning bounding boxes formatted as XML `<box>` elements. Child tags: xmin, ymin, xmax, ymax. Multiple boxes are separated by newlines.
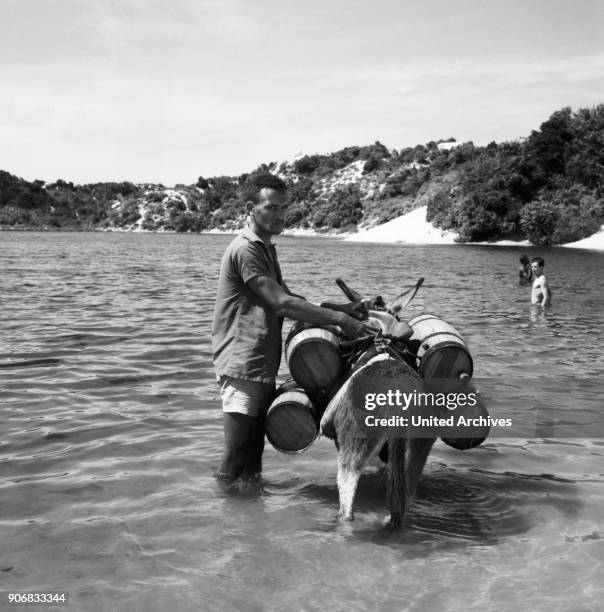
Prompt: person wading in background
<box><xmin>518</xmin><ymin>254</ymin><xmax>533</xmax><ymax>285</ymax></box>
<box><xmin>530</xmin><ymin>256</ymin><xmax>551</xmax><ymax>307</ymax></box>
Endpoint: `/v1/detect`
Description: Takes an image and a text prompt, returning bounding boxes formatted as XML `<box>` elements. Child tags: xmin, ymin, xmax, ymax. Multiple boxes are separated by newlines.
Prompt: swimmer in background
<box><xmin>518</xmin><ymin>254</ymin><xmax>533</xmax><ymax>285</ymax></box>
<box><xmin>530</xmin><ymin>256</ymin><xmax>551</xmax><ymax>307</ymax></box>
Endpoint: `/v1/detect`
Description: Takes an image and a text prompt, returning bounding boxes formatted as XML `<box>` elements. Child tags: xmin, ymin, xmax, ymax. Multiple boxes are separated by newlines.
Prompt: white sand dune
<box><xmin>345</xmin><ymin>206</ymin><xmax>458</xmax><ymax>244</ymax></box>
<box><xmin>561</xmin><ymin>225</ymin><xmax>604</xmax><ymax>250</ymax></box>
<box><xmin>345</xmin><ymin>206</ymin><xmax>604</xmax><ymax>251</ymax></box>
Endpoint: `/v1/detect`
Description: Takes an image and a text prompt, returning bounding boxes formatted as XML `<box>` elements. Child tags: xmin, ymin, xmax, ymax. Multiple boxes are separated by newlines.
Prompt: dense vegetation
<box><xmin>425</xmin><ymin>106</ymin><xmax>604</xmax><ymax>244</ymax></box>
<box><xmin>1</xmin><ymin>105</ymin><xmax>603</xmax><ymax>245</ymax></box>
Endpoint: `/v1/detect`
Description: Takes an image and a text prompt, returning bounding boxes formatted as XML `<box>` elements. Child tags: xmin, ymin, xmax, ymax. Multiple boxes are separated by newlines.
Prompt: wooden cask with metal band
<box><xmin>440</xmin><ymin>381</ymin><xmax>490</xmax><ymax>450</ymax></box>
<box><xmin>265</xmin><ymin>386</ymin><xmax>318</xmax><ymax>454</ymax></box>
<box><xmin>408</xmin><ymin>314</ymin><xmax>473</xmax><ymax>392</ymax></box>
<box><xmin>285</xmin><ymin>324</ymin><xmax>343</xmax><ymax>391</ymax></box>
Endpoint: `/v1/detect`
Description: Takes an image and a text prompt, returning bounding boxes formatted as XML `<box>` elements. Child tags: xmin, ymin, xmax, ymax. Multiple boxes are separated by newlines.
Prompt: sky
<box><xmin>2</xmin><ymin>0</ymin><xmax>603</xmax><ymax>186</ymax></box>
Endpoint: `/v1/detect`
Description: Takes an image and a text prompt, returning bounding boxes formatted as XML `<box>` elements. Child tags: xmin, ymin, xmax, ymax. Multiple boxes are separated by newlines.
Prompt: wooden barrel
<box><xmin>265</xmin><ymin>386</ymin><xmax>318</xmax><ymax>454</ymax></box>
<box><xmin>408</xmin><ymin>314</ymin><xmax>473</xmax><ymax>392</ymax></box>
<box><xmin>285</xmin><ymin>325</ymin><xmax>343</xmax><ymax>391</ymax></box>
<box><xmin>440</xmin><ymin>382</ymin><xmax>490</xmax><ymax>450</ymax></box>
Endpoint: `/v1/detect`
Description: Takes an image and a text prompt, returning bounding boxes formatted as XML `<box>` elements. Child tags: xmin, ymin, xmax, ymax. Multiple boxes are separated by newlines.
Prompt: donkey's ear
<box><xmin>335</xmin><ymin>278</ymin><xmax>364</xmax><ymax>302</ymax></box>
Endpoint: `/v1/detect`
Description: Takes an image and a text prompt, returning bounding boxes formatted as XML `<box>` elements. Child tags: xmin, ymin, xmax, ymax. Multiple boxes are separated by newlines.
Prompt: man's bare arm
<box><xmin>281</xmin><ymin>279</ymin><xmax>305</xmax><ymax>301</ymax></box>
<box><xmin>540</xmin><ymin>277</ymin><xmax>551</xmax><ymax>306</ymax></box>
<box><xmin>247</xmin><ymin>275</ymin><xmax>367</xmax><ymax>338</ymax></box>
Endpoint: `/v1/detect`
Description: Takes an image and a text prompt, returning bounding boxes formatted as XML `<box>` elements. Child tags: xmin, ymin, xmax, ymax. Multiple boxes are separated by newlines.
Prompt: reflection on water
<box><xmin>1</xmin><ymin>231</ymin><xmax>603</xmax><ymax>611</ymax></box>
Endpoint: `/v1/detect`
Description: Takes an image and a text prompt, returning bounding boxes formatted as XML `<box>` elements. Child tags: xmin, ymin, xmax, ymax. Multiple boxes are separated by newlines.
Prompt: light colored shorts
<box><xmin>218</xmin><ymin>375</ymin><xmax>275</xmax><ymax>418</ymax></box>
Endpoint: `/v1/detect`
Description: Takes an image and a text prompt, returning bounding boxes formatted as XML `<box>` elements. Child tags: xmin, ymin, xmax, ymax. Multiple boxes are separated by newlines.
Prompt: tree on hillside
<box><xmin>362</xmin><ymin>156</ymin><xmax>381</xmax><ymax>174</ymax></box>
<box><xmin>288</xmin><ymin>177</ymin><xmax>314</xmax><ymax>204</ymax></box>
<box><xmin>0</xmin><ymin>171</ymin><xmax>53</xmax><ymax>225</ymax></box>
<box><xmin>526</xmin><ymin>107</ymin><xmax>573</xmax><ymax>176</ymax></box>
<box><xmin>332</xmin><ymin>146</ymin><xmax>361</xmax><ymax>167</ymax></box>
<box><xmin>564</xmin><ymin>104</ymin><xmax>604</xmax><ymax>192</ymax></box>
<box><xmin>321</xmin><ymin>185</ymin><xmax>363</xmax><ymax>229</ymax></box>
<box><xmin>294</xmin><ymin>155</ymin><xmax>323</xmax><ymax>175</ymax></box>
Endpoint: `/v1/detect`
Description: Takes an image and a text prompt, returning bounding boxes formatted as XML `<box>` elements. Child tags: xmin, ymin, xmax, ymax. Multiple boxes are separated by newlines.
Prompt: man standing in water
<box><xmin>212</xmin><ymin>174</ymin><xmax>368</xmax><ymax>483</ymax></box>
<box><xmin>530</xmin><ymin>256</ymin><xmax>551</xmax><ymax>306</ymax></box>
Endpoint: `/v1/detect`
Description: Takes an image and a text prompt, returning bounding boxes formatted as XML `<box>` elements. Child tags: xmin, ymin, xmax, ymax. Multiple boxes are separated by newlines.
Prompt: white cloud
<box><xmin>2</xmin><ymin>1</ymin><xmax>603</xmax><ymax>183</ymax></box>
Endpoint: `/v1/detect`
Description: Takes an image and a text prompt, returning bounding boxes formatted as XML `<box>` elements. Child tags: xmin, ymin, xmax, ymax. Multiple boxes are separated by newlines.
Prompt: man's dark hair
<box><xmin>531</xmin><ymin>256</ymin><xmax>545</xmax><ymax>267</ymax></box>
<box><xmin>519</xmin><ymin>254</ymin><xmax>529</xmax><ymax>264</ymax></box>
<box><xmin>249</xmin><ymin>173</ymin><xmax>287</xmax><ymax>203</ymax></box>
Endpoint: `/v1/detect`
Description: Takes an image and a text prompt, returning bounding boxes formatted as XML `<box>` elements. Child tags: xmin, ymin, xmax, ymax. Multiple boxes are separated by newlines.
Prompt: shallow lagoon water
<box><xmin>1</xmin><ymin>231</ymin><xmax>603</xmax><ymax>611</ymax></box>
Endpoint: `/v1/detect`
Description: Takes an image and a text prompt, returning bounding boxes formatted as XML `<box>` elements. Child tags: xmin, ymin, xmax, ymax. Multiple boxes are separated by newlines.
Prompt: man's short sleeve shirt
<box><xmin>211</xmin><ymin>227</ymin><xmax>283</xmax><ymax>384</ymax></box>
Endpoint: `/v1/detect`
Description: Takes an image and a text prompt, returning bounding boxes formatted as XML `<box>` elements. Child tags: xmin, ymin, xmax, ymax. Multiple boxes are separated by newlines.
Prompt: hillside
<box><xmin>1</xmin><ymin>104</ymin><xmax>603</xmax><ymax>246</ymax></box>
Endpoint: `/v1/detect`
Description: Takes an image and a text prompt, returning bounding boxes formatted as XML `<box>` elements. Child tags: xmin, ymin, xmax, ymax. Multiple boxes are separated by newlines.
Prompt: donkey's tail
<box><xmin>386</xmin><ymin>438</ymin><xmax>407</xmax><ymax>527</ymax></box>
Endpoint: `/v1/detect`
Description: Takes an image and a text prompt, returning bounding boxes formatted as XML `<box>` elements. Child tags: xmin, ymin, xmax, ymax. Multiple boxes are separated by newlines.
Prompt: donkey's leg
<box><xmin>336</xmin><ymin>437</ymin><xmax>382</xmax><ymax>521</ymax></box>
<box><xmin>337</xmin><ymin>455</ymin><xmax>362</xmax><ymax>522</ymax></box>
<box><xmin>404</xmin><ymin>437</ymin><xmax>436</xmax><ymax>500</ymax></box>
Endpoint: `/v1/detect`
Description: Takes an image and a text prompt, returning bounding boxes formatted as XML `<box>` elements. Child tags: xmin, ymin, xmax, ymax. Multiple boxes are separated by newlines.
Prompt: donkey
<box><xmin>320</xmin><ymin>349</ymin><xmax>436</xmax><ymax>527</ymax></box>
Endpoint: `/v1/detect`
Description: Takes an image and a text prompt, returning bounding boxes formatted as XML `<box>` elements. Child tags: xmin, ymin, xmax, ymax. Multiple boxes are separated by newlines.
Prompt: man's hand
<box><xmin>334</xmin><ymin>311</ymin><xmax>370</xmax><ymax>339</ymax></box>
<box><xmin>320</xmin><ymin>301</ymin><xmax>368</xmax><ymax>321</ymax></box>
<box><xmin>342</xmin><ymin>302</ymin><xmax>368</xmax><ymax>320</ymax></box>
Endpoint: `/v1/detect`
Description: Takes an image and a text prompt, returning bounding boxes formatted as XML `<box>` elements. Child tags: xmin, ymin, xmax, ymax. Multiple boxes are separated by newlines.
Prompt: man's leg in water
<box><xmin>215</xmin><ymin>376</ymin><xmax>273</xmax><ymax>483</ymax></box>
<box><xmin>217</xmin><ymin>412</ymin><xmax>261</xmax><ymax>482</ymax></box>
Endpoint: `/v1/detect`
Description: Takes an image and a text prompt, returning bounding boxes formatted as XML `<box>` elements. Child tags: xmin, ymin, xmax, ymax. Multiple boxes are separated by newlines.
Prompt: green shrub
<box><xmin>362</xmin><ymin>156</ymin><xmax>380</xmax><ymax>174</ymax></box>
<box><xmin>519</xmin><ymin>199</ymin><xmax>560</xmax><ymax>245</ymax></box>
<box><xmin>284</xmin><ymin>202</ymin><xmax>309</xmax><ymax>227</ymax></box>
<box><xmin>294</xmin><ymin>155</ymin><xmax>322</xmax><ymax>175</ymax></box>
<box><xmin>520</xmin><ymin>187</ymin><xmax>603</xmax><ymax>245</ymax></box>
<box><xmin>323</xmin><ymin>185</ymin><xmax>363</xmax><ymax>228</ymax></box>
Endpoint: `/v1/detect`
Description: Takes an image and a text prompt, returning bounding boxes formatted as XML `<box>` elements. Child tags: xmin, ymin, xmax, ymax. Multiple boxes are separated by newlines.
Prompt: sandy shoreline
<box><xmin>560</xmin><ymin>225</ymin><xmax>604</xmax><ymax>250</ymax></box>
<box><xmin>344</xmin><ymin>206</ymin><xmax>603</xmax><ymax>251</ymax></box>
<box><xmin>5</xmin><ymin>208</ymin><xmax>603</xmax><ymax>250</ymax></box>
<box><xmin>213</xmin><ymin>209</ymin><xmax>604</xmax><ymax>250</ymax></box>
